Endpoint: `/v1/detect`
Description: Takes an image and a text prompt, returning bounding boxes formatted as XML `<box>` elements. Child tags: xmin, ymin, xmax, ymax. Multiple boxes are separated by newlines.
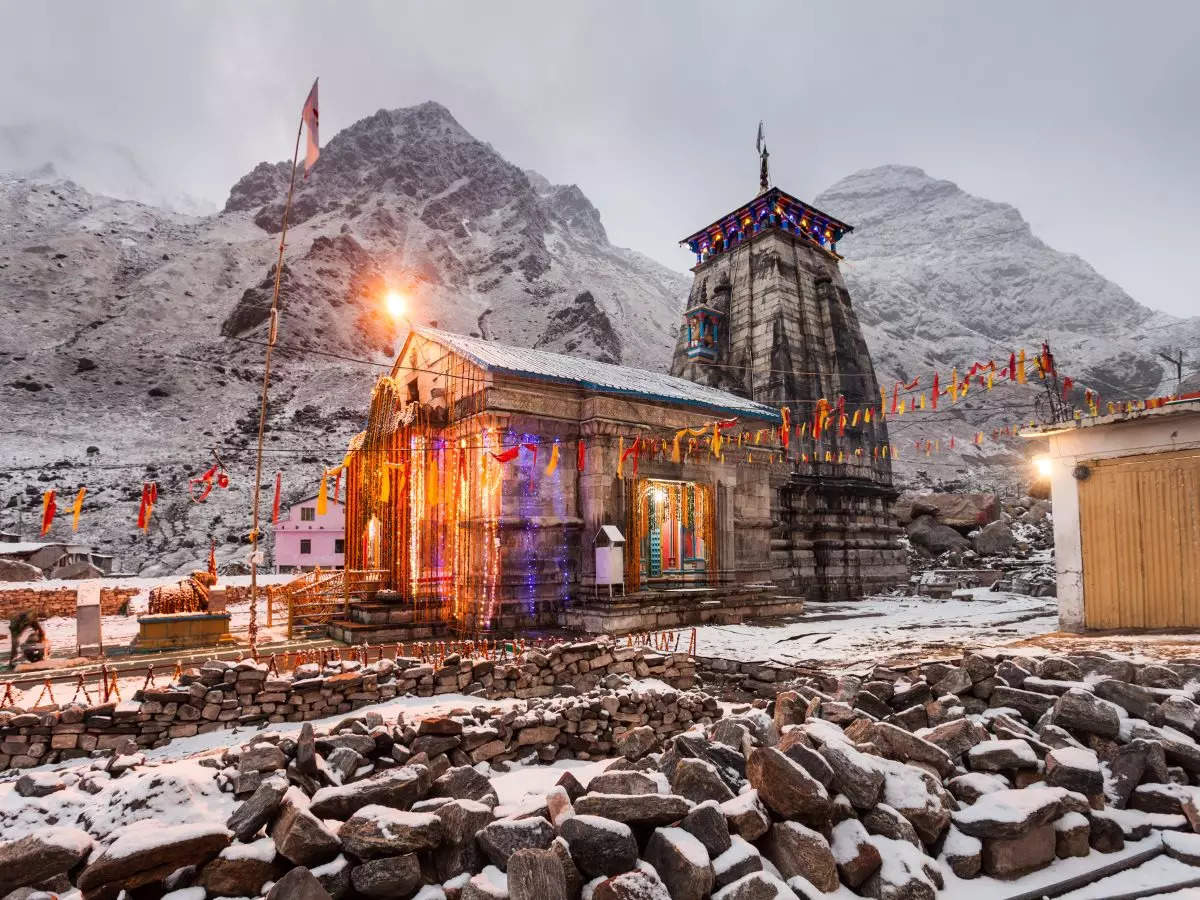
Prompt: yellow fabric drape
<box><xmin>1017</xmin><ymin>349</ymin><xmax>1027</xmax><ymax>384</ymax></box>
<box><xmin>617</xmin><ymin>436</ymin><xmax>625</xmax><ymax>479</ymax></box>
<box><xmin>317</xmin><ymin>475</ymin><xmax>328</xmax><ymax>515</ymax></box>
<box><xmin>72</xmin><ymin>488</ymin><xmax>86</xmax><ymax>531</ymax></box>
<box><xmin>711</xmin><ymin>423</ymin><xmax>722</xmax><ymax>458</ymax></box>
<box><xmin>380</xmin><ymin>467</ymin><xmax>390</xmax><ymax>502</ymax></box>
<box><xmin>851</xmin><ymin>409</ymin><xmax>860</xmax><ymax>426</ymax></box>
<box><xmin>545</xmin><ymin>443</ymin><xmax>559</xmax><ymax>476</ymax></box>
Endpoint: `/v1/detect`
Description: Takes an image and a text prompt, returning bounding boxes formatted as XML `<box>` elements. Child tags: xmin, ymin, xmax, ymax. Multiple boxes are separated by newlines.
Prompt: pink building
<box><xmin>272</xmin><ymin>493</ymin><xmax>345</xmax><ymax>572</ymax></box>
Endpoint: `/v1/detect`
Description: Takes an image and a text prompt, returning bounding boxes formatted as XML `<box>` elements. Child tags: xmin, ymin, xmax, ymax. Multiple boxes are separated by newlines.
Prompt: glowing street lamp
<box><xmin>385</xmin><ymin>289</ymin><xmax>407</xmax><ymax>321</ymax></box>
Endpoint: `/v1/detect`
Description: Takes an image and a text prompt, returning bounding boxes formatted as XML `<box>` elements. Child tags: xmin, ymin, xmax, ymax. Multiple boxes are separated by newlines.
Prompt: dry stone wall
<box><xmin>0</xmin><ymin>640</ymin><xmax>697</xmax><ymax>769</ymax></box>
<box><xmin>0</xmin><ymin>586</ymin><xmax>136</xmax><ymax>620</ymax></box>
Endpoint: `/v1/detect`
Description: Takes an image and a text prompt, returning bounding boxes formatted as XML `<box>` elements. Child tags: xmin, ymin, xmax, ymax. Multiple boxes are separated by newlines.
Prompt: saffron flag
<box><xmin>302</xmin><ymin>79</ymin><xmax>320</xmax><ymax>176</ymax></box>
<box><xmin>545</xmin><ymin>443</ymin><xmax>559</xmax><ymax>476</ymax></box>
<box><xmin>41</xmin><ymin>490</ymin><xmax>56</xmax><ymax>535</ymax></box>
<box><xmin>317</xmin><ymin>475</ymin><xmax>328</xmax><ymax>515</ymax></box>
<box><xmin>72</xmin><ymin>487</ymin><xmax>86</xmax><ymax>531</ymax></box>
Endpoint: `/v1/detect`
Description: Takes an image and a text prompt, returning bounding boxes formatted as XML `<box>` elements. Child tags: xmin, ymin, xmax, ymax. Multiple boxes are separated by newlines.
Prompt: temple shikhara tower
<box><xmin>671</xmin><ymin>137</ymin><xmax>905</xmax><ymax>599</ymax></box>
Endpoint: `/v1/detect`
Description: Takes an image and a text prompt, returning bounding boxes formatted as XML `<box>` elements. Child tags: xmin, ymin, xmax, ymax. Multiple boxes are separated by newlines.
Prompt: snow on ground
<box><xmin>693</xmin><ymin>589</ymin><xmax>1057</xmax><ymax>670</ymax></box>
<box><xmin>491</xmin><ymin>757</ymin><xmax>611</xmax><ymax>817</ymax></box>
<box><xmin>0</xmin><ymin>691</ymin><xmax>525</xmax><ymax>843</ymax></box>
<box><xmin>2</xmin><ymin>573</ymin><xmax>294</xmax><ymax>654</ymax></box>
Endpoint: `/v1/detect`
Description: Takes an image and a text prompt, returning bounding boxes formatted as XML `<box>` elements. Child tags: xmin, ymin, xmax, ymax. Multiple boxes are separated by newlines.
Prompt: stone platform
<box><xmin>326</xmin><ymin>592</ymin><xmax>449</xmax><ymax>645</ymax></box>
<box><xmin>560</xmin><ymin>584</ymin><xmax>803</xmax><ymax>635</ymax></box>
<box><xmin>132</xmin><ymin>612</ymin><xmax>237</xmax><ymax>651</ymax></box>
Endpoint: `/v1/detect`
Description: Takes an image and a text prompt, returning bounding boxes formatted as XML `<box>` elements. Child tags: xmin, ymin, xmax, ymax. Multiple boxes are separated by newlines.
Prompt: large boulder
<box><xmin>972</xmin><ymin>521</ymin><xmax>1016</xmax><ymax>556</ymax></box>
<box><xmin>309</xmin><ymin>765</ymin><xmax>431</xmax><ymax>819</ymax></box>
<box><xmin>272</xmin><ymin>790</ymin><xmax>342</xmax><ymax>867</ymax></box>
<box><xmin>0</xmin><ymin>558</ymin><xmax>43</xmax><ymax>581</ymax></box>
<box><xmin>265</xmin><ymin>866</ymin><xmax>334</xmax><ymax>900</ymax></box>
<box><xmin>508</xmin><ymin>847</ymin><xmax>569</xmax><ymax>900</ymax></box>
<box><xmin>199</xmin><ymin>837</ymin><xmax>282</xmax><ymax>896</ymax></box>
<box><xmin>719</xmin><ymin>790</ymin><xmax>771</xmax><ymax>841</ymax></box>
<box><xmin>478</xmin><ymin>817</ymin><xmax>556</xmax><ymax>869</ymax></box>
<box><xmin>952</xmin><ymin>787</ymin><xmax>1067</xmax><ymax>840</ymax></box>
<box><xmin>907</xmin><ymin>515</ymin><xmax>970</xmax><ymax>555</ymax></box>
<box><xmin>560</xmin><ymin>814</ymin><xmax>638</xmax><ymax>877</ymax></box>
<box><xmin>644</xmin><ymin>827</ymin><xmax>714</xmax><ymax>900</ymax></box>
<box><xmin>1052</xmin><ymin>689</ymin><xmax>1122</xmax><ymax>739</ymax></box>
<box><xmin>898</xmin><ymin>492</ymin><xmax>998</xmax><ymax>528</ymax></box>
<box><xmin>830</xmin><ymin>818</ymin><xmax>882</xmax><ymax>888</ymax></box>
<box><xmin>746</xmin><ymin>747</ymin><xmax>831</xmax><ymax>829</ymax></box>
<box><xmin>760</xmin><ymin>821</ymin><xmax>838</xmax><ymax>891</ymax></box>
<box><xmin>0</xmin><ymin>827</ymin><xmax>92</xmax><ymax>895</ymax></box>
<box><xmin>350</xmin><ymin>853</ymin><xmax>422</xmax><ymax>898</ymax></box>
<box><xmin>338</xmin><ymin>806</ymin><xmax>444</xmax><ymax>858</ymax></box>
<box><xmin>227</xmin><ymin>775</ymin><xmax>289</xmax><ymax>841</ymax></box>
<box><xmin>575</xmin><ymin>792</ymin><xmax>693</xmax><ymax>827</ymax></box>
<box><xmin>77</xmin><ymin>822</ymin><xmax>230</xmax><ymax>897</ymax></box>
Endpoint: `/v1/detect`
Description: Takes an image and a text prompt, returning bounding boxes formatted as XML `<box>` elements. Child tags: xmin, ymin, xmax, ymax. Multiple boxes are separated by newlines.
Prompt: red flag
<box><xmin>302</xmin><ymin>79</ymin><xmax>320</xmax><ymax>176</ymax></box>
<box><xmin>491</xmin><ymin>446</ymin><xmax>520</xmax><ymax>463</ymax></box>
<box><xmin>577</xmin><ymin>439</ymin><xmax>586</xmax><ymax>472</ymax></box>
<box><xmin>272</xmin><ymin>472</ymin><xmax>282</xmax><ymax>524</ymax></box>
<box><xmin>40</xmin><ymin>490</ymin><xmax>56</xmax><ymax>536</ymax></box>
<box><xmin>931</xmin><ymin>372</ymin><xmax>939</xmax><ymax>410</ymax></box>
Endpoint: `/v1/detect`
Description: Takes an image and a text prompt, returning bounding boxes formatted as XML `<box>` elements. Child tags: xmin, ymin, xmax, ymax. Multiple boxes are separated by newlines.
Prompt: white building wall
<box><xmin>1044</xmin><ymin>403</ymin><xmax>1200</xmax><ymax>631</ymax></box>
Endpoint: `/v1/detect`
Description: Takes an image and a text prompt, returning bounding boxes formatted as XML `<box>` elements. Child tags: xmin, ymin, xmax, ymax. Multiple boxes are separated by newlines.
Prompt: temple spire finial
<box><xmin>756</xmin><ymin>120</ymin><xmax>769</xmax><ymax>194</ymax></box>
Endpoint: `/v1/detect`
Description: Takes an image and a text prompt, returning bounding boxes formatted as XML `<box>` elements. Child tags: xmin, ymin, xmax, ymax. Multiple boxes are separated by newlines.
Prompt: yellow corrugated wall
<box><xmin>1079</xmin><ymin>448</ymin><xmax>1200</xmax><ymax>628</ymax></box>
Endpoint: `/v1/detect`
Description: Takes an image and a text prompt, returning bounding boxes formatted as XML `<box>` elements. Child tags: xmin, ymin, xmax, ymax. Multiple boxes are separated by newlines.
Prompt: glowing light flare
<box><xmin>1033</xmin><ymin>456</ymin><xmax>1053</xmax><ymax>478</ymax></box>
<box><xmin>384</xmin><ymin>290</ymin><xmax>407</xmax><ymax>320</ymax></box>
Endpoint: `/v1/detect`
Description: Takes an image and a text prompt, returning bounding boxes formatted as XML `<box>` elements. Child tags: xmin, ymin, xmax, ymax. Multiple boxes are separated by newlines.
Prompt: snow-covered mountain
<box><xmin>0</xmin><ymin>123</ymin><xmax>216</xmax><ymax>216</ymax></box>
<box><xmin>813</xmin><ymin>165</ymin><xmax>1200</xmax><ymax>488</ymax></box>
<box><xmin>0</xmin><ymin>102</ymin><xmax>687</xmax><ymax>573</ymax></box>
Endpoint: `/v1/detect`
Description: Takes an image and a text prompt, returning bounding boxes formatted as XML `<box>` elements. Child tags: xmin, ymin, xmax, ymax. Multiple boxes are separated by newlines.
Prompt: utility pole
<box><xmin>1157</xmin><ymin>349</ymin><xmax>1184</xmax><ymax>396</ymax></box>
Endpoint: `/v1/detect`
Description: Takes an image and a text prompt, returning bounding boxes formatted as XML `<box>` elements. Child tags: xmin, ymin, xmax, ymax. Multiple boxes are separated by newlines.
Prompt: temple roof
<box><xmin>408</xmin><ymin>325</ymin><xmax>782</xmax><ymax>423</ymax></box>
<box><xmin>680</xmin><ymin>186</ymin><xmax>853</xmax><ymax>249</ymax></box>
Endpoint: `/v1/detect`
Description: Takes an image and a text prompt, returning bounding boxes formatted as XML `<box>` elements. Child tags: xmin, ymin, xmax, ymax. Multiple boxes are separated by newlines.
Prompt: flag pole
<box><xmin>248</xmin><ymin>113</ymin><xmax>305</xmax><ymax>655</ymax></box>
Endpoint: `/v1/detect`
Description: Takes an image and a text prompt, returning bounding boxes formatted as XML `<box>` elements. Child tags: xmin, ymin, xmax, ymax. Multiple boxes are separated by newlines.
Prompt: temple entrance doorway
<box><xmin>633</xmin><ymin>478</ymin><xmax>714</xmax><ymax>587</ymax></box>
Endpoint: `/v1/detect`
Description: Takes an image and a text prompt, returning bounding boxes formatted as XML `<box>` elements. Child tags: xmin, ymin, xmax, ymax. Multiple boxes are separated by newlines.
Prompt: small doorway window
<box><xmin>301</xmin><ymin>507</ymin><xmax>315</xmax><ymax>521</ymax></box>
<box><xmin>334</xmin><ymin>538</ymin><xmax>345</xmax><ymax>555</ymax></box>
<box><xmin>299</xmin><ymin>539</ymin><xmax>311</xmax><ymax>555</ymax></box>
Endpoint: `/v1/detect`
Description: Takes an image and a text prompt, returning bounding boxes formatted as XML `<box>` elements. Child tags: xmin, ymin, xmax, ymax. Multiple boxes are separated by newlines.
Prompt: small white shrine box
<box><xmin>76</xmin><ymin>579</ymin><xmax>103</xmax><ymax>658</ymax></box>
<box><xmin>593</xmin><ymin>525</ymin><xmax>626</xmax><ymax>597</ymax></box>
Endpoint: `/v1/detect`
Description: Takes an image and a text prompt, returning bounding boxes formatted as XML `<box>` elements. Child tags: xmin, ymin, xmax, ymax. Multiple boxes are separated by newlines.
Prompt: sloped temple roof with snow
<box><xmin>408</xmin><ymin>325</ymin><xmax>782</xmax><ymax>423</ymax></box>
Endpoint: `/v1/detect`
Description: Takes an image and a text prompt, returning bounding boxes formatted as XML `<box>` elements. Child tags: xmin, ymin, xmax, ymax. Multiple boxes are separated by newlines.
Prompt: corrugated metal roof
<box><xmin>413</xmin><ymin>326</ymin><xmax>781</xmax><ymax>422</ymax></box>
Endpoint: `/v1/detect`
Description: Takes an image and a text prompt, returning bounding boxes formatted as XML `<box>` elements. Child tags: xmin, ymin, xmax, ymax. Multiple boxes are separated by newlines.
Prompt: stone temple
<box><xmin>319</xmin><ymin>164</ymin><xmax>905</xmax><ymax>640</ymax></box>
<box><xmin>671</xmin><ymin>183</ymin><xmax>906</xmax><ymax>599</ymax></box>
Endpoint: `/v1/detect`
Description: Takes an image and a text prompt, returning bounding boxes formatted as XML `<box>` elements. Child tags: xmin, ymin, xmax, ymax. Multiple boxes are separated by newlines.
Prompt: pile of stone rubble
<box><xmin>5</xmin><ymin>648</ymin><xmax>1200</xmax><ymax>899</ymax></box>
<box><xmin>0</xmin><ymin>640</ymin><xmax>697</xmax><ymax>769</ymax></box>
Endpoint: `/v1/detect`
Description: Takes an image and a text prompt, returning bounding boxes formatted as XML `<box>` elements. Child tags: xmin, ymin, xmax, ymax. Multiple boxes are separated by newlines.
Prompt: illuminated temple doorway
<box><xmin>633</xmin><ymin>478</ymin><xmax>715</xmax><ymax>587</ymax></box>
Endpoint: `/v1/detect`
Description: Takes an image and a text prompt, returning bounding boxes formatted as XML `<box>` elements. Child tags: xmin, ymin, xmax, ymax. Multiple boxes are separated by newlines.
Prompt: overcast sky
<box><xmin>2</xmin><ymin>1</ymin><xmax>1197</xmax><ymax>317</ymax></box>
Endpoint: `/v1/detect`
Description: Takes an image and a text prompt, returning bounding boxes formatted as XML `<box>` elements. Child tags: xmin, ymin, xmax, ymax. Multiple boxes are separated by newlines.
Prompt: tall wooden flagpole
<box><xmin>248</xmin><ymin>112</ymin><xmax>306</xmax><ymax>654</ymax></box>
